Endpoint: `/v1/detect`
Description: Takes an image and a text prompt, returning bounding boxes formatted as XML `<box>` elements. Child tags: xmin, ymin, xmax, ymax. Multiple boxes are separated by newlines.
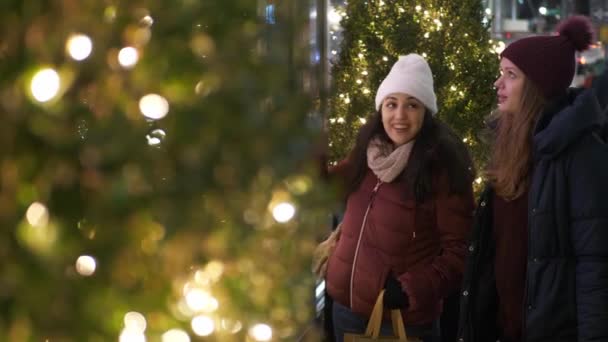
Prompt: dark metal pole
<box><xmin>316</xmin><ymin>0</ymin><xmax>328</xmax><ymax>127</ymax></box>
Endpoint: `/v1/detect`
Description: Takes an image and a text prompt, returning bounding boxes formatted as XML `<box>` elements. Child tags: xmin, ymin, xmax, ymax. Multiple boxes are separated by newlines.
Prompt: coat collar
<box><xmin>533</xmin><ymin>88</ymin><xmax>605</xmax><ymax>160</ymax></box>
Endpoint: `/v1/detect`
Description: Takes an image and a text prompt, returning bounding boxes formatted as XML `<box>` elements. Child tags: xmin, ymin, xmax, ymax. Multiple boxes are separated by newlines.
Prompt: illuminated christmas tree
<box><xmin>0</xmin><ymin>1</ymin><xmax>329</xmax><ymax>341</ymax></box>
<box><xmin>328</xmin><ymin>0</ymin><xmax>499</xmax><ymax>171</ymax></box>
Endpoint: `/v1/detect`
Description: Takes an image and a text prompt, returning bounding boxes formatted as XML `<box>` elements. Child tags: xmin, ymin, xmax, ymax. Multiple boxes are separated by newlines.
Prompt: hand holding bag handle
<box><xmin>367</xmin><ymin>290</ymin><xmax>408</xmax><ymax>340</ymax></box>
<box><xmin>344</xmin><ymin>290</ymin><xmax>421</xmax><ymax>341</ymax></box>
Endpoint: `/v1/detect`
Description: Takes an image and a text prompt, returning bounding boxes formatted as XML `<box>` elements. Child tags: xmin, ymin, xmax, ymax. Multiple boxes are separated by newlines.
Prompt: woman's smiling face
<box><xmin>380</xmin><ymin>93</ymin><xmax>426</xmax><ymax>146</ymax></box>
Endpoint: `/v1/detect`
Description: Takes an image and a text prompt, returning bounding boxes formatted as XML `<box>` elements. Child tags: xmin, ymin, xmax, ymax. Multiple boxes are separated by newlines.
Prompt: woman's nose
<box><xmin>494</xmin><ymin>77</ymin><xmax>502</xmax><ymax>89</ymax></box>
<box><xmin>396</xmin><ymin>106</ymin><xmax>408</xmax><ymax>117</ymax></box>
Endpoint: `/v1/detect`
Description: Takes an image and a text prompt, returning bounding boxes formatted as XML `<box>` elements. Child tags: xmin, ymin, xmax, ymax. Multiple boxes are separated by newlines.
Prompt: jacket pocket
<box><xmin>525</xmin><ymin>259</ymin><xmax>577</xmax><ymax>340</ymax></box>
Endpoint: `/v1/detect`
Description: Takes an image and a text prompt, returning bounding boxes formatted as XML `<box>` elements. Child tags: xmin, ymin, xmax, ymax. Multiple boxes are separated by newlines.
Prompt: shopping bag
<box><xmin>312</xmin><ymin>223</ymin><xmax>342</xmax><ymax>279</ymax></box>
<box><xmin>344</xmin><ymin>290</ymin><xmax>421</xmax><ymax>341</ymax></box>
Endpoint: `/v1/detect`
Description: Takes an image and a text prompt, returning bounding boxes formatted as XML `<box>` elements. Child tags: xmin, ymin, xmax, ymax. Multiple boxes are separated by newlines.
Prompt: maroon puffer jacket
<box><xmin>326</xmin><ymin>167</ymin><xmax>473</xmax><ymax>326</ymax></box>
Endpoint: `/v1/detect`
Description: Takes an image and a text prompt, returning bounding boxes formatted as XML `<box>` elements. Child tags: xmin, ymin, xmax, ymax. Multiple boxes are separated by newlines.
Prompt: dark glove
<box><xmin>383</xmin><ymin>274</ymin><xmax>409</xmax><ymax>310</ymax></box>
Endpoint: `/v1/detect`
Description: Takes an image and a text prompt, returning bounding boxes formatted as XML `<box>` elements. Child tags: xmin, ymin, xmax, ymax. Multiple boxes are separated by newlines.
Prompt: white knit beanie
<box><xmin>375</xmin><ymin>54</ymin><xmax>438</xmax><ymax>115</ymax></box>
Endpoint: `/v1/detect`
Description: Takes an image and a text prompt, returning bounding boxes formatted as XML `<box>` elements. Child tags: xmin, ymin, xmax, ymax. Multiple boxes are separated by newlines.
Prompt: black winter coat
<box><xmin>458</xmin><ymin>85</ymin><xmax>608</xmax><ymax>341</ymax></box>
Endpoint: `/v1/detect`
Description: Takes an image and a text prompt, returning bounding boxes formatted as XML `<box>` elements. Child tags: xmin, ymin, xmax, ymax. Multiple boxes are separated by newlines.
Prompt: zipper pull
<box><xmin>369</xmin><ymin>179</ymin><xmax>382</xmax><ymax>208</ymax></box>
<box><xmin>372</xmin><ymin>179</ymin><xmax>382</xmax><ymax>193</ymax></box>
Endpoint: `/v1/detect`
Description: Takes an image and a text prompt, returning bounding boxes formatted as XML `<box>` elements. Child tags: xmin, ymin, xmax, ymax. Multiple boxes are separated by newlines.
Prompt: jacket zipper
<box><xmin>350</xmin><ymin>178</ymin><xmax>382</xmax><ymax>308</ymax></box>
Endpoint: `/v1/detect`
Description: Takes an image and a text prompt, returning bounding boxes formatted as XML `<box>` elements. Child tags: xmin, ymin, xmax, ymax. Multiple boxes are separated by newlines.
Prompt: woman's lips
<box><xmin>392</xmin><ymin>125</ymin><xmax>409</xmax><ymax>133</ymax></box>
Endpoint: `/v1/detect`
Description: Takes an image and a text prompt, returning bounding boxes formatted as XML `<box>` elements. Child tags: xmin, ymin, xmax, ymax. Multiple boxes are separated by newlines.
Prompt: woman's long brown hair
<box><xmin>486</xmin><ymin>78</ymin><xmax>547</xmax><ymax>200</ymax></box>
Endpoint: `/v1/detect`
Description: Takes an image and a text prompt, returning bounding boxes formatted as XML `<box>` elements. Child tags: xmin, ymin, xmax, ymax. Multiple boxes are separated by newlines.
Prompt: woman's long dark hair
<box><xmin>344</xmin><ymin>109</ymin><xmax>475</xmax><ymax>202</ymax></box>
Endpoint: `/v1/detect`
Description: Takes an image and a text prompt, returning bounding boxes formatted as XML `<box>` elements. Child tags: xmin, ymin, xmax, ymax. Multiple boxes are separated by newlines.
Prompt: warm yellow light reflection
<box><xmin>66</xmin><ymin>34</ymin><xmax>93</xmax><ymax>61</ymax></box>
<box><xmin>75</xmin><ymin>255</ymin><xmax>97</xmax><ymax>276</ymax></box>
<box><xmin>119</xmin><ymin>329</ymin><xmax>146</xmax><ymax>342</ymax></box>
<box><xmin>494</xmin><ymin>41</ymin><xmax>506</xmax><ymax>54</ymax></box>
<box><xmin>176</xmin><ymin>298</ymin><xmax>196</xmax><ymax>317</ymax></box>
<box><xmin>193</xmin><ymin>271</ymin><xmax>212</xmax><ymax>286</ymax></box>
<box><xmin>31</xmin><ymin>68</ymin><xmax>60</xmax><ymax>102</ymax></box>
<box><xmin>161</xmin><ymin>329</ymin><xmax>190</xmax><ymax>342</ymax></box>
<box><xmin>140</xmin><ymin>15</ymin><xmax>154</xmax><ymax>27</ymax></box>
<box><xmin>185</xmin><ymin>288</ymin><xmax>206</xmax><ymax>311</ymax></box>
<box><xmin>249</xmin><ymin>323</ymin><xmax>273</xmax><ymax>341</ymax></box>
<box><xmin>191</xmin><ymin>315</ymin><xmax>215</xmax><ymax>336</ymax></box>
<box><xmin>285</xmin><ymin>176</ymin><xmax>313</xmax><ymax>195</ymax></box>
<box><xmin>185</xmin><ymin>288</ymin><xmax>218</xmax><ymax>313</ymax></box>
<box><xmin>205</xmin><ymin>261</ymin><xmax>224</xmax><ymax>281</ymax></box>
<box><xmin>118</xmin><ymin>47</ymin><xmax>139</xmax><ymax>68</ymax></box>
<box><xmin>146</xmin><ymin>129</ymin><xmax>166</xmax><ymax>146</ymax></box>
<box><xmin>220</xmin><ymin>319</ymin><xmax>243</xmax><ymax>334</ymax></box>
<box><xmin>124</xmin><ymin>311</ymin><xmax>147</xmax><ymax>333</ymax></box>
<box><xmin>475</xmin><ymin>177</ymin><xmax>483</xmax><ymax>184</ymax></box>
<box><xmin>139</xmin><ymin>94</ymin><xmax>169</xmax><ymax>120</ymax></box>
<box><xmin>26</xmin><ymin>202</ymin><xmax>49</xmax><ymax>228</ymax></box>
<box><xmin>104</xmin><ymin>6</ymin><xmax>117</xmax><ymax>22</ymax></box>
<box><xmin>17</xmin><ymin>218</ymin><xmax>57</xmax><ymax>254</ymax></box>
<box><xmin>271</xmin><ymin>202</ymin><xmax>295</xmax><ymax>223</ymax></box>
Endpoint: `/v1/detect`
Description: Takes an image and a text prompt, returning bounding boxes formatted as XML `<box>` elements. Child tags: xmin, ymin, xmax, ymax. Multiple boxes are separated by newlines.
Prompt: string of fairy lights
<box><xmin>327</xmin><ymin>1</ymin><xmax>502</xmax><ymax>187</ymax></box>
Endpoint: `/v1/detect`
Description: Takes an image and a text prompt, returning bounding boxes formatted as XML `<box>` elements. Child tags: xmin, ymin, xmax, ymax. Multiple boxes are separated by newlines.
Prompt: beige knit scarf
<box><xmin>367</xmin><ymin>137</ymin><xmax>414</xmax><ymax>183</ymax></box>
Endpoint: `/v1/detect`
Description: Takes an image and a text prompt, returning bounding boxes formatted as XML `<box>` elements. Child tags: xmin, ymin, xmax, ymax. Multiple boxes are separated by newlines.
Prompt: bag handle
<box><xmin>390</xmin><ymin>309</ymin><xmax>407</xmax><ymax>338</ymax></box>
<box><xmin>365</xmin><ymin>290</ymin><xmax>385</xmax><ymax>336</ymax></box>
<box><xmin>365</xmin><ymin>290</ymin><xmax>408</xmax><ymax>339</ymax></box>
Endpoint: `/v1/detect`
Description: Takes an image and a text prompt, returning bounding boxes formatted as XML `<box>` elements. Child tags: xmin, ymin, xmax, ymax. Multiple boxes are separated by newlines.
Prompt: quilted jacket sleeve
<box><xmin>400</xmin><ymin>172</ymin><xmax>474</xmax><ymax>310</ymax></box>
<box><xmin>569</xmin><ymin>135</ymin><xmax>608</xmax><ymax>341</ymax></box>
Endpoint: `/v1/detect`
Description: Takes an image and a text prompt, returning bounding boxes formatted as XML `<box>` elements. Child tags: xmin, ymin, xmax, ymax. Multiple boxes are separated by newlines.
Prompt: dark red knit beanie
<box><xmin>501</xmin><ymin>16</ymin><xmax>594</xmax><ymax>99</ymax></box>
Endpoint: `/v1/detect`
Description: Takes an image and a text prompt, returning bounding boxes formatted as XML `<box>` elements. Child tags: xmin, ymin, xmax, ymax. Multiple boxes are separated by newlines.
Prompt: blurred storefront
<box><xmin>485</xmin><ymin>0</ymin><xmax>606</xmax><ymax>87</ymax></box>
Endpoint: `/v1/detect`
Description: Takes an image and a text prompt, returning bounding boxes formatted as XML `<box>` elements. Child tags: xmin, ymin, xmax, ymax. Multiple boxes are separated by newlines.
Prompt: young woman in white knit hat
<box><xmin>314</xmin><ymin>54</ymin><xmax>474</xmax><ymax>342</ymax></box>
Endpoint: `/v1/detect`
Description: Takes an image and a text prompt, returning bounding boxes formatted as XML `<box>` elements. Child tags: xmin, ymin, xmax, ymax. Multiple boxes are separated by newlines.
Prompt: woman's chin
<box><xmin>497</xmin><ymin>103</ymin><xmax>510</xmax><ymax>113</ymax></box>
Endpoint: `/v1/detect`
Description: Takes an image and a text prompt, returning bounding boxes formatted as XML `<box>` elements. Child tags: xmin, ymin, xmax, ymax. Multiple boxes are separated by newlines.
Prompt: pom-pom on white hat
<box><xmin>375</xmin><ymin>54</ymin><xmax>437</xmax><ymax>115</ymax></box>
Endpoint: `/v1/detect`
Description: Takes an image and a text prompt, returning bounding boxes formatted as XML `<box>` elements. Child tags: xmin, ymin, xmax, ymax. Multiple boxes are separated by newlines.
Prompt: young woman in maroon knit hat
<box><xmin>458</xmin><ymin>16</ymin><xmax>608</xmax><ymax>342</ymax></box>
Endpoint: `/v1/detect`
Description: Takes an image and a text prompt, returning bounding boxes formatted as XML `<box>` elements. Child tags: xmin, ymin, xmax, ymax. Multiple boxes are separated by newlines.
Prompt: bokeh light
<box><xmin>220</xmin><ymin>319</ymin><xmax>243</xmax><ymax>334</ymax></box>
<box><xmin>118</xmin><ymin>47</ymin><xmax>139</xmax><ymax>68</ymax></box>
<box><xmin>161</xmin><ymin>329</ymin><xmax>190</xmax><ymax>342</ymax></box>
<box><xmin>184</xmin><ymin>288</ymin><xmax>218</xmax><ymax>312</ymax></box>
<box><xmin>139</xmin><ymin>94</ymin><xmax>169</xmax><ymax>120</ymax></box>
<box><xmin>124</xmin><ymin>311</ymin><xmax>147</xmax><ymax>333</ymax></box>
<box><xmin>146</xmin><ymin>129</ymin><xmax>166</xmax><ymax>146</ymax></box>
<box><xmin>26</xmin><ymin>202</ymin><xmax>49</xmax><ymax>228</ymax></box>
<box><xmin>75</xmin><ymin>255</ymin><xmax>97</xmax><ymax>276</ymax></box>
<box><xmin>191</xmin><ymin>315</ymin><xmax>215</xmax><ymax>336</ymax></box>
<box><xmin>249</xmin><ymin>323</ymin><xmax>273</xmax><ymax>341</ymax></box>
<box><xmin>272</xmin><ymin>202</ymin><xmax>295</xmax><ymax>223</ymax></box>
<box><xmin>66</xmin><ymin>33</ymin><xmax>93</xmax><ymax>61</ymax></box>
<box><xmin>31</xmin><ymin>68</ymin><xmax>60</xmax><ymax>102</ymax></box>
<box><xmin>119</xmin><ymin>329</ymin><xmax>146</xmax><ymax>342</ymax></box>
